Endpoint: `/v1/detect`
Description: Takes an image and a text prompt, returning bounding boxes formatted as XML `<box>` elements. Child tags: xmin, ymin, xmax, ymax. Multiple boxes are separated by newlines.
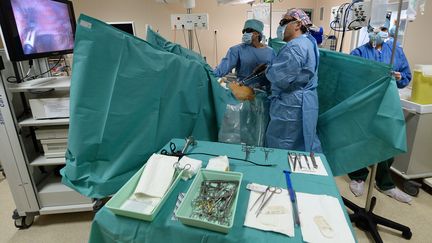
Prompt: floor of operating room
<box><xmin>0</xmin><ymin>172</ymin><xmax>431</xmax><ymax>243</ymax></box>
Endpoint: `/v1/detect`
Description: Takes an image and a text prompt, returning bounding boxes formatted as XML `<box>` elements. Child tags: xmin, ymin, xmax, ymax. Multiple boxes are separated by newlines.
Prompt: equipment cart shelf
<box><xmin>392</xmin><ymin>89</ymin><xmax>432</xmax><ymax>196</ymax></box>
<box><xmin>19</xmin><ymin>117</ymin><xmax>70</xmax><ymax>127</ymax></box>
<box><xmin>0</xmin><ymin>50</ymin><xmax>93</xmax><ymax>229</ymax></box>
<box><xmin>29</xmin><ymin>156</ymin><xmax>66</xmax><ymax>167</ymax></box>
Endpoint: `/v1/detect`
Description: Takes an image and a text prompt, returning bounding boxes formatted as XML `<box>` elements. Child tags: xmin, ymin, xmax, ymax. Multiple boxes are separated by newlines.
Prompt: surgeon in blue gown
<box><xmin>348</xmin><ymin>28</ymin><xmax>413</xmax><ymax>204</ymax></box>
<box><xmin>386</xmin><ymin>25</ymin><xmax>402</xmax><ymax>48</ymax></box>
<box><xmin>265</xmin><ymin>8</ymin><xmax>322</xmax><ymax>152</ymax></box>
<box><xmin>214</xmin><ymin>19</ymin><xmax>275</xmax><ymax>82</ymax></box>
<box><xmin>351</xmin><ymin>30</ymin><xmax>411</xmax><ymax>88</ymax></box>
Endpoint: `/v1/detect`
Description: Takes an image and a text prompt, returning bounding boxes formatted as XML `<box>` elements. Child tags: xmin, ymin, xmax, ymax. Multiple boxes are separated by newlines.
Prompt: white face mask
<box><xmin>379</xmin><ymin>31</ymin><xmax>389</xmax><ymax>40</ymax></box>
<box><xmin>369</xmin><ymin>32</ymin><xmax>384</xmax><ymax>47</ymax></box>
<box><xmin>242</xmin><ymin>33</ymin><xmax>253</xmax><ymax>45</ymax></box>
<box><xmin>277</xmin><ymin>24</ymin><xmax>287</xmax><ymax>40</ymax></box>
<box><xmin>261</xmin><ymin>34</ymin><xmax>266</xmax><ymax>44</ymax></box>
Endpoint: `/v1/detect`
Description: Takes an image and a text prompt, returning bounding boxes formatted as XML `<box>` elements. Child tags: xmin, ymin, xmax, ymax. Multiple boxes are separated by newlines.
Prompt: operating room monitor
<box><xmin>0</xmin><ymin>0</ymin><xmax>76</xmax><ymax>61</ymax></box>
<box><xmin>108</xmin><ymin>22</ymin><xmax>136</xmax><ymax>36</ymax></box>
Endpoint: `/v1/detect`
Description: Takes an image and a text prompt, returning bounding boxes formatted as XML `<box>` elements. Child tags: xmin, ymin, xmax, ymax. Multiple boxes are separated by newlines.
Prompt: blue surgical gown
<box><xmin>385</xmin><ymin>38</ymin><xmax>402</xmax><ymax>48</ymax></box>
<box><xmin>265</xmin><ymin>34</ymin><xmax>322</xmax><ymax>152</ymax></box>
<box><xmin>350</xmin><ymin>42</ymin><xmax>411</xmax><ymax>88</ymax></box>
<box><xmin>214</xmin><ymin>44</ymin><xmax>275</xmax><ymax>81</ymax></box>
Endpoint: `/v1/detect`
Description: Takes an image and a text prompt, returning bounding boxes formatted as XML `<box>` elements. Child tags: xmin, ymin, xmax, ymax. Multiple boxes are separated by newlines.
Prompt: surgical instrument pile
<box><xmin>249</xmin><ymin>186</ymin><xmax>282</xmax><ymax>217</ymax></box>
<box><xmin>241</xmin><ymin>143</ymin><xmax>256</xmax><ymax>161</ymax></box>
<box><xmin>190</xmin><ymin>180</ymin><xmax>239</xmax><ymax>225</ymax></box>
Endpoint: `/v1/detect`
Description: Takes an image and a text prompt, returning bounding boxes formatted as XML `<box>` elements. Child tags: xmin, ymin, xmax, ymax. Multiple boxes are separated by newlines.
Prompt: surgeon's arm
<box><xmin>213</xmin><ymin>47</ymin><xmax>239</xmax><ymax>78</ymax></box>
<box><xmin>395</xmin><ymin>49</ymin><xmax>412</xmax><ymax>89</ymax></box>
<box><xmin>265</xmin><ymin>46</ymin><xmax>302</xmax><ymax>90</ymax></box>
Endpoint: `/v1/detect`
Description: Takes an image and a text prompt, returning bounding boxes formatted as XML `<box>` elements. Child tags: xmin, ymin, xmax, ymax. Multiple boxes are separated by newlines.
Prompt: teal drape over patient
<box><xmin>61</xmin><ymin>15</ymin><xmax>235</xmax><ymax>198</ymax></box>
<box><xmin>61</xmin><ymin>15</ymin><xmax>406</xmax><ymax>198</ymax></box>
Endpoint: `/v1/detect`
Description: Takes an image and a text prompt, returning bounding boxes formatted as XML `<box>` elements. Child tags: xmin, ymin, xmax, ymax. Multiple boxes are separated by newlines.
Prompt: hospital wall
<box><xmin>0</xmin><ymin>0</ymin><xmax>429</xmax><ymax>68</ymax></box>
<box><xmin>403</xmin><ymin>0</ymin><xmax>432</xmax><ymax>66</ymax></box>
<box><xmin>71</xmin><ymin>0</ymin><xmax>317</xmax><ymax>68</ymax></box>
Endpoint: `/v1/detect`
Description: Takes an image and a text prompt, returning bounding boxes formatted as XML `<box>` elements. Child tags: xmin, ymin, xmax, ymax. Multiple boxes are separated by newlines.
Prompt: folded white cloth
<box><xmin>178</xmin><ymin>156</ymin><xmax>202</xmax><ymax>180</ymax></box>
<box><xmin>134</xmin><ymin>153</ymin><xmax>178</xmax><ymax>198</ymax></box>
<box><xmin>120</xmin><ymin>197</ymin><xmax>161</xmax><ymax>215</ymax></box>
<box><xmin>206</xmin><ymin>155</ymin><xmax>230</xmax><ymax>171</ymax></box>
<box><xmin>297</xmin><ymin>193</ymin><xmax>355</xmax><ymax>243</ymax></box>
<box><xmin>244</xmin><ymin>183</ymin><xmax>294</xmax><ymax>237</ymax></box>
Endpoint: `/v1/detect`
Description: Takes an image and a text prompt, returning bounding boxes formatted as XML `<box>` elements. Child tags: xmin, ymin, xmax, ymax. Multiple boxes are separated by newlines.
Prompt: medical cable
<box><xmin>185</xmin><ymin>152</ymin><xmax>276</xmax><ymax>167</ymax></box>
<box><xmin>6</xmin><ymin>60</ymin><xmax>33</xmax><ymax>83</ymax></box>
<box><xmin>31</xmin><ymin>56</ymin><xmax>64</xmax><ymax>79</ymax></box>
<box><xmin>173</xmin><ymin>25</ymin><xmax>177</xmax><ymax>43</ymax></box>
<box><xmin>339</xmin><ymin>2</ymin><xmax>355</xmax><ymax>52</ymax></box>
<box><xmin>15</xmin><ymin>56</ymin><xmax>64</xmax><ymax>82</ymax></box>
<box><xmin>214</xmin><ymin>30</ymin><xmax>219</xmax><ymax>66</ymax></box>
<box><xmin>194</xmin><ymin>28</ymin><xmax>202</xmax><ymax>55</ymax></box>
<box><xmin>182</xmin><ymin>27</ymin><xmax>188</xmax><ymax>47</ymax></box>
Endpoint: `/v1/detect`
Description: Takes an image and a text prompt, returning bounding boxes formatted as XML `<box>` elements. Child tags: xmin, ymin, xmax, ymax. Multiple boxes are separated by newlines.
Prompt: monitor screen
<box><xmin>108</xmin><ymin>22</ymin><xmax>136</xmax><ymax>36</ymax></box>
<box><xmin>0</xmin><ymin>0</ymin><xmax>76</xmax><ymax>61</ymax></box>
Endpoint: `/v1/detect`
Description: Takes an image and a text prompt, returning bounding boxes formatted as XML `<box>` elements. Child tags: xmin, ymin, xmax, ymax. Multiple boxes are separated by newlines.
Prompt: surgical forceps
<box><xmin>288</xmin><ymin>152</ymin><xmax>297</xmax><ymax>171</ymax></box>
<box><xmin>241</xmin><ymin>143</ymin><xmax>255</xmax><ymax>161</ymax></box>
<box><xmin>261</xmin><ymin>148</ymin><xmax>273</xmax><ymax>162</ymax></box>
<box><xmin>249</xmin><ymin>186</ymin><xmax>282</xmax><ymax>217</ymax></box>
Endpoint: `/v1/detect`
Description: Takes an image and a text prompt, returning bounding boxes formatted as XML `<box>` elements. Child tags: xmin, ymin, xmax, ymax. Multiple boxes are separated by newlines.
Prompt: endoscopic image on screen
<box><xmin>11</xmin><ymin>0</ymin><xmax>74</xmax><ymax>55</ymax></box>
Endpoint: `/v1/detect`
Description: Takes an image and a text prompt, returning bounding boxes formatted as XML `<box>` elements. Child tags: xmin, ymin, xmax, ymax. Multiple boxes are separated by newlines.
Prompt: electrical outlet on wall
<box><xmin>171</xmin><ymin>13</ymin><xmax>209</xmax><ymax>30</ymax></box>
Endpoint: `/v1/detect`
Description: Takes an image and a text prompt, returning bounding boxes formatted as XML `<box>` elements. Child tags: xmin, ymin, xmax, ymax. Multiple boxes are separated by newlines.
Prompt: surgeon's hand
<box><xmin>252</xmin><ymin>64</ymin><xmax>267</xmax><ymax>75</ymax></box>
<box><xmin>393</xmin><ymin>71</ymin><xmax>402</xmax><ymax>81</ymax></box>
<box><xmin>229</xmin><ymin>82</ymin><xmax>255</xmax><ymax>101</ymax></box>
<box><xmin>218</xmin><ymin>77</ymin><xmax>228</xmax><ymax>84</ymax></box>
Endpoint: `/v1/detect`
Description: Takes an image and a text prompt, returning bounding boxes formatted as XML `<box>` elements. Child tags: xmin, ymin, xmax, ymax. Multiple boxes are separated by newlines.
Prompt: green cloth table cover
<box><xmin>89</xmin><ymin>139</ymin><xmax>356</xmax><ymax>243</ymax></box>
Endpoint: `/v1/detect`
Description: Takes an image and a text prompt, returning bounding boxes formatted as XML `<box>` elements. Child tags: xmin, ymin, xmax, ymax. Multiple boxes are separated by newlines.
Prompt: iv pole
<box><xmin>365</xmin><ymin>0</ymin><xmax>403</xmax><ymax>213</ymax></box>
<box><xmin>269</xmin><ymin>2</ymin><xmax>272</xmax><ymax>39</ymax></box>
<box><xmin>342</xmin><ymin>1</ymin><xmax>412</xmax><ymax>242</ymax></box>
<box><xmin>183</xmin><ymin>0</ymin><xmax>195</xmax><ymax>50</ymax></box>
<box><xmin>187</xmin><ymin>8</ymin><xmax>194</xmax><ymax>50</ymax></box>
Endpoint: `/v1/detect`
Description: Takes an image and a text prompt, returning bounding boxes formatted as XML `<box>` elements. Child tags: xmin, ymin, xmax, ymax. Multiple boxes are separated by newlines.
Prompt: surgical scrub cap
<box><xmin>243</xmin><ymin>19</ymin><xmax>264</xmax><ymax>34</ymax></box>
<box><xmin>284</xmin><ymin>8</ymin><xmax>312</xmax><ymax>27</ymax></box>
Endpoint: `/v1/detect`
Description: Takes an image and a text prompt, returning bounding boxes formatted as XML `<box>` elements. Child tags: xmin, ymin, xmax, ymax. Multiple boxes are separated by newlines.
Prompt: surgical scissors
<box><xmin>249</xmin><ymin>186</ymin><xmax>282</xmax><ymax>217</ymax></box>
<box><xmin>161</xmin><ymin>142</ymin><xmax>178</xmax><ymax>155</ymax></box>
<box><xmin>173</xmin><ymin>161</ymin><xmax>191</xmax><ymax>171</ymax></box>
<box><xmin>171</xmin><ymin>162</ymin><xmax>191</xmax><ymax>184</ymax></box>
